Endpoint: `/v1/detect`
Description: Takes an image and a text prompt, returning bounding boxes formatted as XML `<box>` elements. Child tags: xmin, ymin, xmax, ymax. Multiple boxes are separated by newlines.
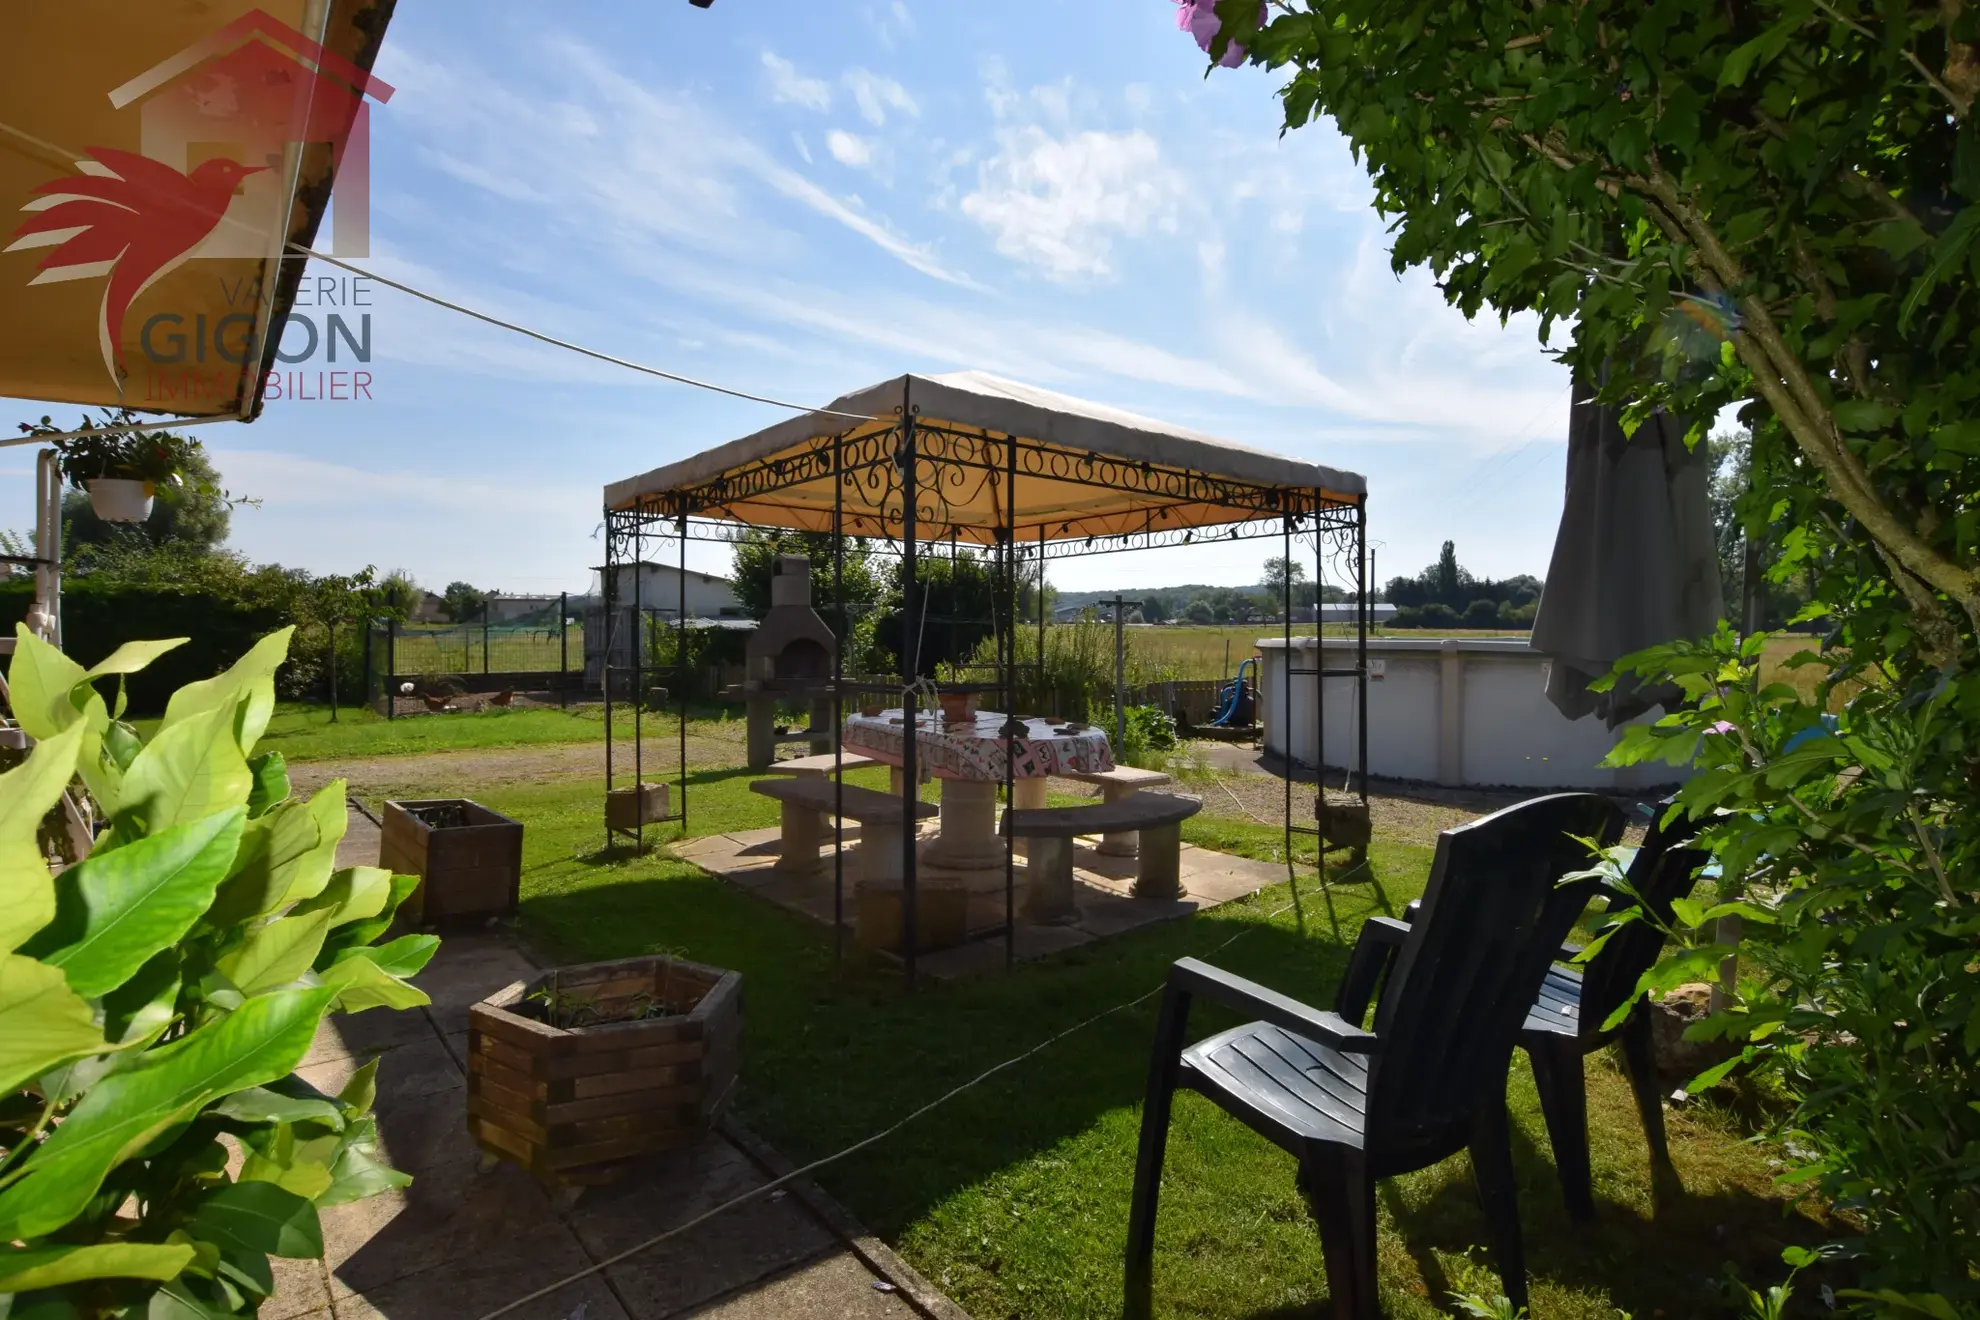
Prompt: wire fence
<box><xmin>363</xmin><ymin>594</ymin><xmax>587</xmax><ymax>716</ymax></box>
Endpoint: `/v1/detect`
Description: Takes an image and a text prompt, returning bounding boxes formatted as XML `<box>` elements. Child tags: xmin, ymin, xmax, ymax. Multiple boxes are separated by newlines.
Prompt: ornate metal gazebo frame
<box><xmin>603</xmin><ymin>380</ymin><xmax>1370</xmax><ymax>985</ymax></box>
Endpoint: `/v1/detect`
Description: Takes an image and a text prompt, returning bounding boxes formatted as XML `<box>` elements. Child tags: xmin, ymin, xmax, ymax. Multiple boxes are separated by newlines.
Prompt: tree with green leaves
<box><xmin>729</xmin><ymin>528</ymin><xmax>882</xmax><ymax>627</ymax></box>
<box><xmin>1260</xmin><ymin>554</ymin><xmax>1309</xmax><ymax>602</ymax></box>
<box><xmin>1190</xmin><ymin>0</ymin><xmax>1979</xmax><ymax>1298</ymax></box>
<box><xmin>0</xmin><ymin>626</ymin><xmax>431</xmax><ymax>1315</ymax></box>
<box><xmin>439</xmin><ymin>581</ymin><xmax>487</xmax><ymax>624</ymax></box>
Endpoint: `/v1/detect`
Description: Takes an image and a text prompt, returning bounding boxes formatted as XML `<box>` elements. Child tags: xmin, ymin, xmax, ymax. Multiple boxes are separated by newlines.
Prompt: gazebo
<box><xmin>600</xmin><ymin>370</ymin><xmax>1372</xmax><ymax>982</ymax></box>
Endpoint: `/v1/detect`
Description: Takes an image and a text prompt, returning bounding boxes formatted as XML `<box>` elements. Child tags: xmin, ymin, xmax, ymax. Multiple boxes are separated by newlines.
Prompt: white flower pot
<box><xmin>87</xmin><ymin>478</ymin><xmax>154</xmax><ymax>523</ymax></box>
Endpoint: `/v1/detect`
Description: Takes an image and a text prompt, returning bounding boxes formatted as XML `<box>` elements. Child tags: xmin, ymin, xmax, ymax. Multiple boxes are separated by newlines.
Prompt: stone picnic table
<box><xmin>842</xmin><ymin>708</ymin><xmax>1113</xmax><ymax>869</ymax></box>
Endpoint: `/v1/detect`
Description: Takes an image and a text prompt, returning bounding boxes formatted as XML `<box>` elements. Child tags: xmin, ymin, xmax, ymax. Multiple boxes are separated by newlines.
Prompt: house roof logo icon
<box><xmin>4</xmin><ymin>7</ymin><xmax>393</xmax><ymax>387</ymax></box>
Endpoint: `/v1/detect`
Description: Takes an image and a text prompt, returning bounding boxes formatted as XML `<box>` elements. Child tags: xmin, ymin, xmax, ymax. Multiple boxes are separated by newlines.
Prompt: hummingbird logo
<box><xmin>5</xmin><ymin>146</ymin><xmax>266</xmax><ymax>385</ymax></box>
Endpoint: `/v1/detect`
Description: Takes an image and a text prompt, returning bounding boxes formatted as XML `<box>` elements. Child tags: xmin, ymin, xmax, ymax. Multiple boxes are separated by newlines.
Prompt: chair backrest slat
<box><xmin>1366</xmin><ymin>793</ymin><xmax>1625</xmax><ymax>1151</ymax></box>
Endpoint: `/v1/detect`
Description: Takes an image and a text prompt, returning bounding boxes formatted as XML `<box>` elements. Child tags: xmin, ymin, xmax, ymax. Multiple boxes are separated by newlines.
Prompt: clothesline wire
<box><xmin>474</xmin><ymin>887</ymin><xmax>1311</xmax><ymax>1320</ymax></box>
<box><xmin>286</xmin><ymin>244</ymin><xmax>878</xmax><ymax>421</ymax></box>
<box><xmin>4</xmin><ymin>250</ymin><xmax>879</xmax><ymax>449</ymax></box>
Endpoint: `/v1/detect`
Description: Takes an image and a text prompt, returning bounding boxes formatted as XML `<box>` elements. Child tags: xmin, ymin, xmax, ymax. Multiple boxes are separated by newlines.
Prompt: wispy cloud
<box><xmin>826</xmin><ymin>129</ymin><xmax>874</xmax><ymax>169</ymax></box>
<box><xmin>762</xmin><ymin>51</ymin><xmax>831</xmax><ymax>111</ymax></box>
<box><xmin>382</xmin><ymin>37</ymin><xmax>974</xmax><ymax>287</ymax></box>
<box><xmin>844</xmin><ymin>69</ymin><xmax>918</xmax><ymax>126</ymax></box>
<box><xmin>961</xmin><ymin>126</ymin><xmax>1180</xmax><ymax>281</ymax></box>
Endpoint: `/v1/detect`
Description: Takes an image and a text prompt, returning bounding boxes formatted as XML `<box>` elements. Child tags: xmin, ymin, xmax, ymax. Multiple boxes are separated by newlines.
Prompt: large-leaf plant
<box><xmin>0</xmin><ymin>626</ymin><xmax>436</xmax><ymax>1317</ymax></box>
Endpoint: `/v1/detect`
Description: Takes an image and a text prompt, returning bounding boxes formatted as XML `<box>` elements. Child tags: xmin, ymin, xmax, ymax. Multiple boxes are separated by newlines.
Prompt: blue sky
<box><xmin>7</xmin><ymin>0</ymin><xmax>1578</xmax><ymax>598</ymax></box>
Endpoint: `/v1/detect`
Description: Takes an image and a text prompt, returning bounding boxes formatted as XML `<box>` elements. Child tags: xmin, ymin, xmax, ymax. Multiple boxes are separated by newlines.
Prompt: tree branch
<box><xmin>1636</xmin><ymin>168</ymin><xmax>1980</xmax><ymax>634</ymax></box>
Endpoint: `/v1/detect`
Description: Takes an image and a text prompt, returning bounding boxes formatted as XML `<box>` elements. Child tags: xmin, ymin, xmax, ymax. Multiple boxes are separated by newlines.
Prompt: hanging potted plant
<box><xmin>27</xmin><ymin>408</ymin><xmax>210</xmax><ymax>523</ymax></box>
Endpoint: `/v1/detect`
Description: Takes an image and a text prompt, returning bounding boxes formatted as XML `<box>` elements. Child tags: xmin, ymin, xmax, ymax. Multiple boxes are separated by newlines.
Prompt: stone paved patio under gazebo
<box><xmin>672</xmin><ymin>817</ymin><xmax>1285</xmax><ymax>981</ymax></box>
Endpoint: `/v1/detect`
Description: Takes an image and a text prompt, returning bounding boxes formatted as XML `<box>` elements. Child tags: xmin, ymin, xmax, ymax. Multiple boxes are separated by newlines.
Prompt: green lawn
<box><xmin>135</xmin><ymin>702</ymin><xmax>650</xmax><ymax>762</ymax></box>
<box><xmin>334</xmin><ymin>760</ymin><xmax>1833</xmax><ymax>1319</ymax></box>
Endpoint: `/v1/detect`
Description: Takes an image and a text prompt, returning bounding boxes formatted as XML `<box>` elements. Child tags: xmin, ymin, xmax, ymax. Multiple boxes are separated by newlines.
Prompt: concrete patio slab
<box><xmin>266</xmin><ymin>932</ymin><xmax>969</xmax><ymax>1319</ymax></box>
<box><xmin>675</xmin><ymin>803</ymin><xmax>1285</xmax><ymax>980</ymax></box>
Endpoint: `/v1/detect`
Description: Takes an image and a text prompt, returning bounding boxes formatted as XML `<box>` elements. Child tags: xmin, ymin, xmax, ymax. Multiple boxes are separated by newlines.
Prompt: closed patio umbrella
<box><xmin>1531</xmin><ymin>378</ymin><xmax>1724</xmax><ymax>725</ymax></box>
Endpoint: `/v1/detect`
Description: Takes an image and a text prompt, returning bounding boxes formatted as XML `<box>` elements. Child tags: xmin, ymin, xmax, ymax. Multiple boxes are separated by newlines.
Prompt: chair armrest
<box><xmin>1333</xmin><ymin>917</ymin><xmax>1412</xmax><ymax>1025</ymax></box>
<box><xmin>1168</xmin><ymin>957</ymin><xmax>1378</xmax><ymax>1054</ymax></box>
<box><xmin>1402</xmin><ymin>899</ymin><xmax>1421</xmax><ymax>923</ymax></box>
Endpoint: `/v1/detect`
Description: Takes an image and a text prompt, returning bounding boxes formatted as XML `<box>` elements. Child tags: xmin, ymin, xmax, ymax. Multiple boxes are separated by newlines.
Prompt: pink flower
<box><xmin>1709</xmin><ymin>721</ymin><xmax>1736</xmax><ymax>734</ymax></box>
<box><xmin>1175</xmin><ymin>0</ymin><xmax>1265</xmax><ymax>67</ymax></box>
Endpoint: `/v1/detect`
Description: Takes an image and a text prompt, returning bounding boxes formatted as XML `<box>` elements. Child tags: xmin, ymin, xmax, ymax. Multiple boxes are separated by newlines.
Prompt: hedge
<box><xmin>0</xmin><ymin>579</ymin><xmax>286</xmax><ymax>714</ymax></box>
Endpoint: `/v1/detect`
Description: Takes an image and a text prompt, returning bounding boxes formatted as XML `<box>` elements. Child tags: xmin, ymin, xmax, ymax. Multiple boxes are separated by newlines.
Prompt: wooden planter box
<box><xmin>466</xmin><ymin>955</ymin><xmax>742</xmax><ymax>1184</ymax></box>
<box><xmin>380</xmin><ymin>798</ymin><xmax>524</xmax><ymax>926</ymax></box>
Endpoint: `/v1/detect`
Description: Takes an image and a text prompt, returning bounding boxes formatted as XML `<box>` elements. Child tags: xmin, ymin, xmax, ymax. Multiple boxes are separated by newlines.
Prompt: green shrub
<box><xmin>1605</xmin><ymin>628</ymin><xmax>1978</xmax><ymax>1303</ymax></box>
<box><xmin>1461</xmin><ymin>599</ymin><xmax>1501</xmax><ymax>629</ymax></box>
<box><xmin>0</xmin><ymin>625</ymin><xmax>433</xmax><ymax>1316</ymax></box>
<box><xmin>1119</xmin><ymin>705</ymin><xmax>1178</xmax><ymax>768</ymax></box>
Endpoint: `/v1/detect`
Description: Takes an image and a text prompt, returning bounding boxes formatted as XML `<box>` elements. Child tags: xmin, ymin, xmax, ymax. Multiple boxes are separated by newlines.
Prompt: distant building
<box><xmin>587</xmin><ymin>562</ymin><xmax>745</xmax><ymax>619</ymax></box>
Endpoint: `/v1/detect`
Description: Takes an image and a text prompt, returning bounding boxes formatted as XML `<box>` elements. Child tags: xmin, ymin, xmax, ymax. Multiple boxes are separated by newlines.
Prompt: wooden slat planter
<box><xmin>380</xmin><ymin>798</ymin><xmax>523</xmax><ymax>926</ymax></box>
<box><xmin>466</xmin><ymin>955</ymin><xmax>742</xmax><ymax>1185</ymax></box>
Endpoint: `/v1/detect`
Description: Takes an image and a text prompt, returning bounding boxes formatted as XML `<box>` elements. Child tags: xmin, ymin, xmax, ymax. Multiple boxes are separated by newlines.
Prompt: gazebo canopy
<box><xmin>604</xmin><ymin>371</ymin><xmax>1366</xmax><ymax>547</ymax></box>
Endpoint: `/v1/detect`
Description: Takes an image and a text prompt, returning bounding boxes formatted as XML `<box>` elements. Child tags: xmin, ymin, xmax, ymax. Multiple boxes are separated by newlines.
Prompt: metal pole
<box><xmin>833</xmin><ymin>434</ymin><xmax>846</xmax><ymax>967</ymax></box>
<box><xmin>33</xmin><ymin>450</ymin><xmax>62</xmax><ymax>646</ymax></box>
<box><xmin>678</xmin><ymin>515</ymin><xmax>688</xmax><ymax>835</ymax></box>
<box><xmin>387</xmin><ymin>618</ymin><xmax>397</xmax><ymax>721</ymax></box>
<box><xmin>603</xmin><ymin>517</ymin><xmax>617</xmax><ymax>831</ymax></box>
<box><xmin>1037</xmin><ymin>523</ymin><xmax>1046</xmax><ymax>700</ymax></box>
<box><xmin>1004</xmin><ymin>431</ymin><xmax>1018</xmax><ymax>970</ymax></box>
<box><xmin>1356</xmin><ymin>499</ymin><xmax>1369</xmax><ymax>802</ymax></box>
<box><xmin>900</xmin><ymin>388</ymin><xmax>920</xmax><ymax>989</ymax></box>
<box><xmin>633</xmin><ymin>527</ymin><xmax>645</xmax><ymax>851</ymax></box>
<box><xmin>362</xmin><ymin>616</ymin><xmax>372</xmax><ymax>716</ymax></box>
<box><xmin>1282</xmin><ymin>515</ymin><xmax>1293</xmax><ymax>879</ymax></box>
<box><xmin>482</xmin><ymin>604</ymin><xmax>490</xmax><ymax>674</ymax></box>
<box><xmin>328</xmin><ymin>618</ymin><xmax>339</xmax><ymax>722</ymax></box>
<box><xmin>560</xmin><ymin>590</ymin><xmax>569</xmax><ymax>709</ymax></box>
<box><xmin>1112</xmin><ymin>594</ymin><xmax>1126</xmax><ymax>752</ymax></box>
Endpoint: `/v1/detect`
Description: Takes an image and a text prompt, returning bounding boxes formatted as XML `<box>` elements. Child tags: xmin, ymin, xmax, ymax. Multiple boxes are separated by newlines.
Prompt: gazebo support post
<box><xmin>1037</xmin><ymin>524</ymin><xmax>1046</xmax><ymax>708</ymax></box>
<box><xmin>1282</xmin><ymin>514</ymin><xmax>1293</xmax><ymax>886</ymax></box>
<box><xmin>833</xmin><ymin>431</ymin><xmax>846</xmax><ymax>966</ymax></box>
<box><xmin>899</xmin><ymin>388</ymin><xmax>920</xmax><ymax>988</ymax></box>
<box><xmin>632</xmin><ymin>517</ymin><xmax>644</xmax><ymax>853</ymax></box>
<box><xmin>1004</xmin><ymin>431</ymin><xmax>1019</xmax><ymax>970</ymax></box>
<box><xmin>1356</xmin><ymin>495</ymin><xmax>1370</xmax><ymax>803</ymax></box>
<box><xmin>677</xmin><ymin>512</ymin><xmax>688</xmax><ymax>836</ymax></box>
<box><xmin>603</xmin><ymin>512</ymin><xmax>616</xmax><ymax>833</ymax></box>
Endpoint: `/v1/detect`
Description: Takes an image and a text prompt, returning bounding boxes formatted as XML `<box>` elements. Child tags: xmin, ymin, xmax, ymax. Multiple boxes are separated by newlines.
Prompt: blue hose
<box><xmin>1209</xmin><ymin>656</ymin><xmax>1256</xmax><ymax>726</ymax></box>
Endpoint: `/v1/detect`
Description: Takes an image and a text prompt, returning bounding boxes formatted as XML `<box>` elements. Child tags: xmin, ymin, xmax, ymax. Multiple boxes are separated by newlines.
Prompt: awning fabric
<box><xmin>1531</xmin><ymin>381</ymin><xmax>1725</xmax><ymax>725</ymax></box>
<box><xmin>605</xmin><ymin>371</ymin><xmax>1366</xmax><ymax>544</ymax></box>
<box><xmin>1</xmin><ymin>0</ymin><xmax>391</xmax><ymax>418</ymax></box>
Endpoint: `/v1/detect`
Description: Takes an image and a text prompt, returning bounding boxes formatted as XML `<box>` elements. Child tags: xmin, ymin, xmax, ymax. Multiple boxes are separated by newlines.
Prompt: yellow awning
<box><xmin>605</xmin><ymin>371</ymin><xmax>1367</xmax><ymax>545</ymax></box>
<box><xmin>0</xmin><ymin>0</ymin><xmax>392</xmax><ymax>418</ymax></box>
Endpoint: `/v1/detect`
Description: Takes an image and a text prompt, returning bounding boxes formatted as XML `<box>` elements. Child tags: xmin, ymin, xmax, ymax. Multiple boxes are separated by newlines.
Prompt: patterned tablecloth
<box><xmin>842</xmin><ymin>709</ymin><xmax>1113</xmax><ymax>781</ymax></box>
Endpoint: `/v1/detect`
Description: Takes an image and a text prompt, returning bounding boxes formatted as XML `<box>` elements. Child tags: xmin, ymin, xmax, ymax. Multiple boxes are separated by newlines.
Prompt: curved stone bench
<box><xmin>1003</xmin><ymin>790</ymin><xmax>1202</xmax><ymax>920</ymax></box>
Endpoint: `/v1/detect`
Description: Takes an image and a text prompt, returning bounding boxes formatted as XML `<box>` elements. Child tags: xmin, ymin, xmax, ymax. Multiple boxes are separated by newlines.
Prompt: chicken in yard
<box><xmin>420</xmin><ymin>692</ymin><xmax>450</xmax><ymax>713</ymax></box>
<box><xmin>488</xmin><ymin>689</ymin><xmax>515</xmax><ymax>708</ymax></box>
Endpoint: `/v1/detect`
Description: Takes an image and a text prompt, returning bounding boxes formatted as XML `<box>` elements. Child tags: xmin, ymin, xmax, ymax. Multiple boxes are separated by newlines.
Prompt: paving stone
<box><xmin>337</xmin><ymin>804</ymin><xmax>382</xmax><ymax>872</ymax></box>
<box><xmin>330</xmin><ymin>1244</ymin><xmax>632</xmax><ymax>1320</ymax></box>
<box><xmin>299</xmin><ymin>1034</ymin><xmax>463</xmax><ymax>1107</ymax></box>
<box><xmin>369</xmin><ymin>1082</ymin><xmax>480</xmax><ymax>1176</ymax></box>
<box><xmin>305</xmin><ymin>1005</ymin><xmax>436</xmax><ymax>1070</ymax></box>
<box><xmin>682</xmin><ymin>1249</ymin><xmax>923</xmax><ymax>1319</ymax></box>
<box><xmin>324</xmin><ymin>1154</ymin><xmax>560</xmax><ymax>1297</ymax></box>
<box><xmin>265</xmin><ymin>1255</ymin><xmax>333</xmax><ymax>1319</ymax></box>
<box><xmin>571</xmin><ymin>1140</ymin><xmax>838</xmax><ymax>1318</ymax></box>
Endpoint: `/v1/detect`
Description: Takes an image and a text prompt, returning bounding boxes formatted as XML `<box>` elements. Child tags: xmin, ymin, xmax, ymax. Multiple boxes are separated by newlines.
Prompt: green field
<box><xmin>383</xmin><ymin>623</ymin><xmax>584</xmax><ymax>676</ymax></box>
<box><xmin>1125</xmin><ymin>623</ymin><xmax>1529</xmax><ymax>682</ymax></box>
